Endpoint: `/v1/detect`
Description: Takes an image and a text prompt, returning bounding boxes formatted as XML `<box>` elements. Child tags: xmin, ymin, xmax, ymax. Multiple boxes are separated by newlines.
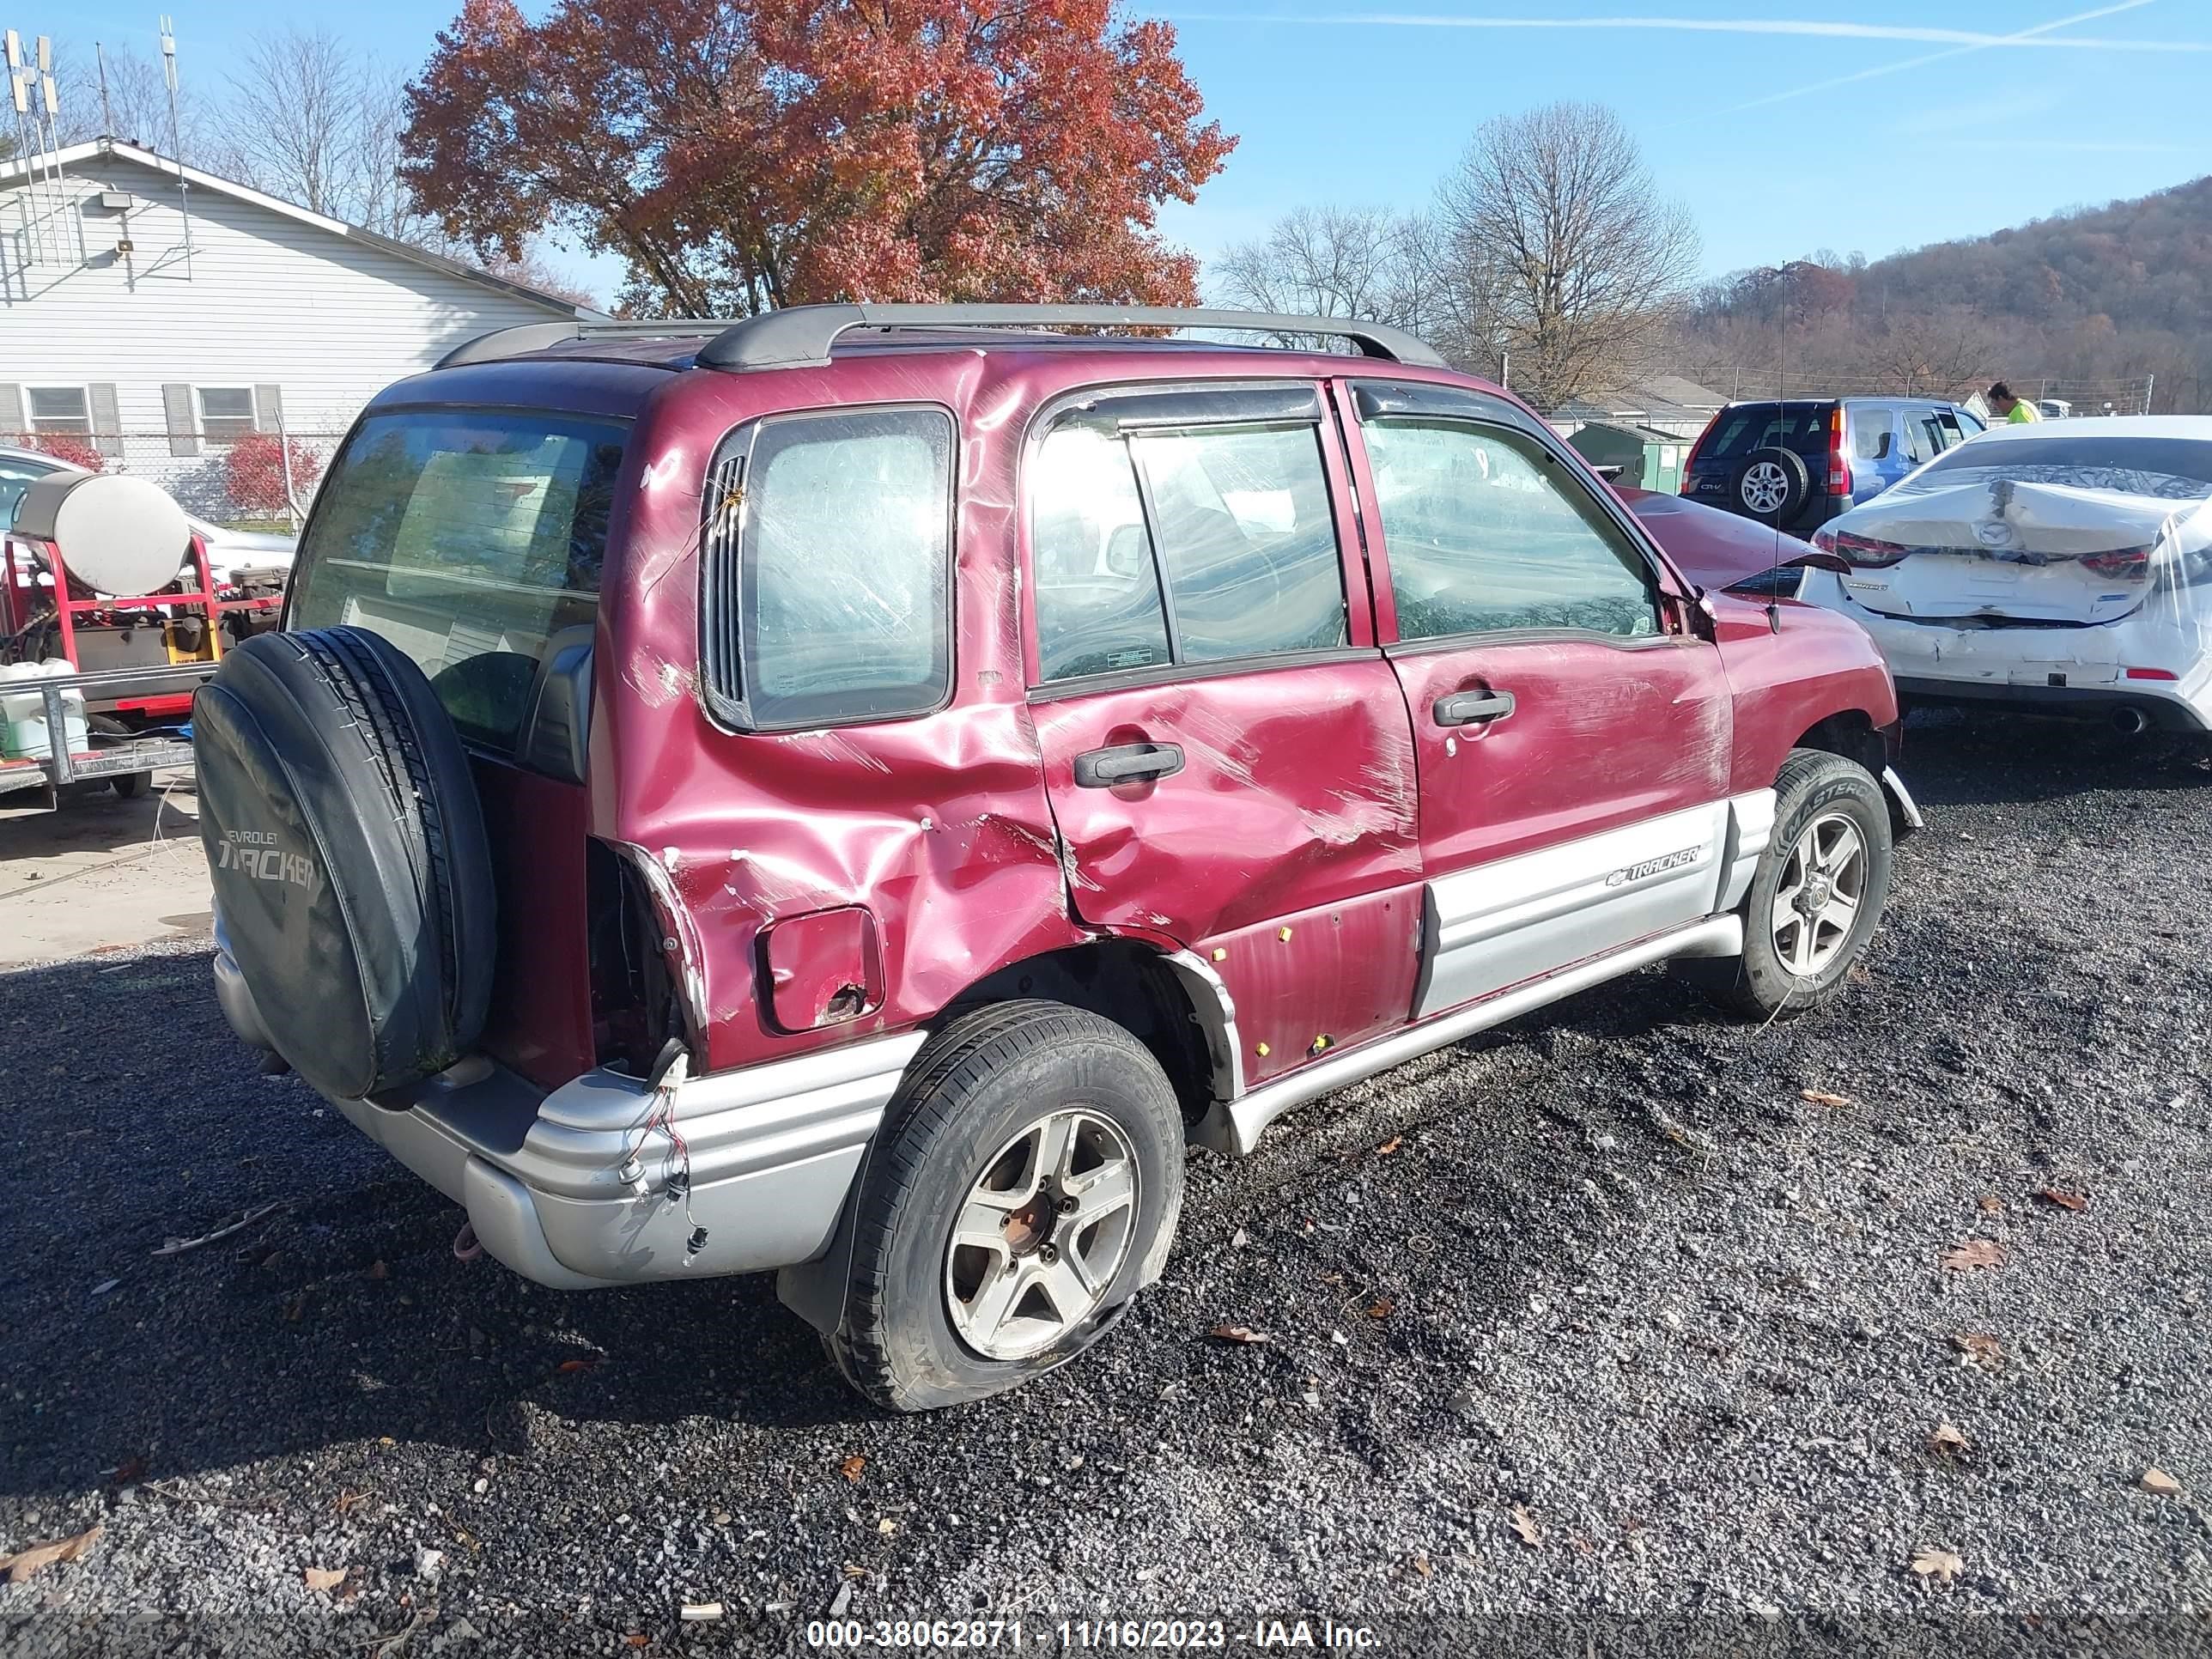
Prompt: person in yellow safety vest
<box><xmin>1987</xmin><ymin>382</ymin><xmax>2042</xmax><ymax>423</ymax></box>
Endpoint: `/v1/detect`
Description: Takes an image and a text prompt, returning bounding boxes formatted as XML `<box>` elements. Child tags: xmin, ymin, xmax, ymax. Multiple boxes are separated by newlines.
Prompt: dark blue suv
<box><xmin>1682</xmin><ymin>397</ymin><xmax>1985</xmax><ymax>533</ymax></box>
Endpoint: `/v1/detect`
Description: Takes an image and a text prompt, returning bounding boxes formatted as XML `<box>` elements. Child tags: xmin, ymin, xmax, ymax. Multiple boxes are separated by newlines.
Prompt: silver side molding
<box><xmin>1191</xmin><ymin>913</ymin><xmax>1744</xmax><ymax>1158</ymax></box>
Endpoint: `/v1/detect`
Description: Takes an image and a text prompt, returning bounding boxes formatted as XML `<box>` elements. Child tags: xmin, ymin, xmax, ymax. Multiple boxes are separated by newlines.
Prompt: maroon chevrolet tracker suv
<box><xmin>196</xmin><ymin>306</ymin><xmax>1918</xmax><ymax>1410</ymax></box>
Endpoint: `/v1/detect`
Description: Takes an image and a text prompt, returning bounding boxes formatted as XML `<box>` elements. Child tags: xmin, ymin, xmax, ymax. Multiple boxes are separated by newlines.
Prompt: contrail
<box><xmin>1708</xmin><ymin>1</ymin><xmax>2167</xmax><ymax>119</ymax></box>
<box><xmin>1166</xmin><ymin>3</ymin><xmax>2197</xmax><ymax>52</ymax></box>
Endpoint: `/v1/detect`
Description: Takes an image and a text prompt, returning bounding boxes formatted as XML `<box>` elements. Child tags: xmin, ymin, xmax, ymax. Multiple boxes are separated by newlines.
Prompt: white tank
<box><xmin>1</xmin><ymin>660</ymin><xmax>88</xmax><ymax>762</ymax></box>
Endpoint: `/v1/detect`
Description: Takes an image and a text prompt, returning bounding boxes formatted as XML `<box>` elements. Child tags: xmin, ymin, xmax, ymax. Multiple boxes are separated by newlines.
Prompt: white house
<box><xmin>0</xmin><ymin>136</ymin><xmax>597</xmax><ymax>512</ymax></box>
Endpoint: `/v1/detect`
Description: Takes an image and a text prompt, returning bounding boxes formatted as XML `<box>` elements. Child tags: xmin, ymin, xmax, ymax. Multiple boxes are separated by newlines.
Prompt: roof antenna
<box><xmin>1766</xmin><ymin>261</ymin><xmax>1789</xmax><ymax>635</ymax></box>
<box><xmin>160</xmin><ymin>15</ymin><xmax>192</xmax><ymax>270</ymax></box>
<box><xmin>95</xmin><ymin>42</ymin><xmax>114</xmax><ymax>137</ymax></box>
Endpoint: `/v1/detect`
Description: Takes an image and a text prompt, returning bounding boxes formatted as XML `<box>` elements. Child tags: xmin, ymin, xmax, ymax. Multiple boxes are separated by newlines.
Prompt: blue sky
<box><xmin>51</xmin><ymin>0</ymin><xmax>2212</xmax><ymax>299</ymax></box>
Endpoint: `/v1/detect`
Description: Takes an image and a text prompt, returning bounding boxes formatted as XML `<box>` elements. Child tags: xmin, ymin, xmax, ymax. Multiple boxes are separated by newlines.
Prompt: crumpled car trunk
<box><xmin>1826</xmin><ymin>476</ymin><xmax>2209</xmax><ymax>628</ymax></box>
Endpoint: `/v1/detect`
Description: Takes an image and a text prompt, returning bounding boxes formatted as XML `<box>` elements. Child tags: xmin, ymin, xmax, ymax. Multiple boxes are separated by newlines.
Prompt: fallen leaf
<box><xmin>624</xmin><ymin>1636</ymin><xmax>649</xmax><ymax>1649</ymax></box>
<box><xmin>2142</xmin><ymin>1468</ymin><xmax>2184</xmax><ymax>1497</ymax></box>
<box><xmin>1940</xmin><ymin>1239</ymin><xmax>2008</xmax><ymax>1273</ymax></box>
<box><xmin>2036</xmin><ymin>1189</ymin><xmax>2087</xmax><ymax>1212</ymax></box>
<box><xmin>1231</xmin><ymin>1228</ymin><xmax>1249</xmax><ymax>1249</ymax></box>
<box><xmin>1366</xmin><ymin>1297</ymin><xmax>1396</xmax><ymax>1320</ymax></box>
<box><xmin>1411</xmin><ymin>1552</ymin><xmax>1432</xmax><ymax>1577</ymax></box>
<box><xmin>1800</xmin><ymin>1089</ymin><xmax>1854</xmax><ymax>1108</ymax></box>
<box><xmin>842</xmin><ymin>1563</ymin><xmax>867</xmax><ymax>1578</ymax></box>
<box><xmin>1318</xmin><ymin>1272</ymin><xmax>1346</xmax><ymax>1286</ymax></box>
<box><xmin>1911</xmin><ymin>1546</ymin><xmax>1964</xmax><ymax>1586</ymax></box>
<box><xmin>1976</xmin><ymin>1195</ymin><xmax>2005</xmax><ymax>1215</ymax></box>
<box><xmin>376</xmin><ymin>1436</ymin><xmax>396</xmax><ymax>1448</ymax></box>
<box><xmin>303</xmin><ymin>1565</ymin><xmax>347</xmax><ymax>1593</ymax></box>
<box><xmin>1929</xmin><ymin>1420</ymin><xmax>1970</xmax><ymax>1457</ymax></box>
<box><xmin>366</xmin><ymin>1260</ymin><xmax>388</xmax><ymax>1280</ymax></box>
<box><xmin>332</xmin><ymin>1488</ymin><xmax>375</xmax><ymax>1515</ymax></box>
<box><xmin>1376</xmin><ymin>1136</ymin><xmax>1403</xmax><ymax>1155</ymax></box>
<box><xmin>877</xmin><ymin>1517</ymin><xmax>898</xmax><ymax>1535</ymax></box>
<box><xmin>107</xmin><ymin>1455</ymin><xmax>148</xmax><ymax>1488</ymax></box>
<box><xmin>556</xmin><ymin>1354</ymin><xmax>601</xmax><ymax>1375</ymax></box>
<box><xmin>1208</xmin><ymin>1323</ymin><xmax>1271</xmax><ymax>1345</ymax></box>
<box><xmin>1</xmin><ymin>1525</ymin><xmax>102</xmax><ymax>1584</ymax></box>
<box><xmin>283</xmin><ymin>1294</ymin><xmax>307</xmax><ymax>1322</ymax></box>
<box><xmin>1508</xmin><ymin>1505</ymin><xmax>1542</xmax><ymax>1547</ymax></box>
<box><xmin>840</xmin><ymin>1455</ymin><xmax>866</xmax><ymax>1483</ymax></box>
<box><xmin>1954</xmin><ymin>1334</ymin><xmax>2005</xmax><ymax>1370</ymax></box>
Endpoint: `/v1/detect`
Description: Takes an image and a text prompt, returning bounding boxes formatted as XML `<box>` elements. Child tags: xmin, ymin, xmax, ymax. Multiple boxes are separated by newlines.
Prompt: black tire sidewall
<box><xmin>839</xmin><ymin>1005</ymin><xmax>1184</xmax><ymax>1411</ymax></box>
<box><xmin>1735</xmin><ymin>757</ymin><xmax>1892</xmax><ymax>1012</ymax></box>
<box><xmin>1732</xmin><ymin>447</ymin><xmax>1811</xmax><ymax>525</ymax></box>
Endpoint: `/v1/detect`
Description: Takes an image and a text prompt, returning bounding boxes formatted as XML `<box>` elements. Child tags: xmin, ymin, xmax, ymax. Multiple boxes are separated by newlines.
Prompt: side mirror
<box><xmin>12</xmin><ymin>472</ymin><xmax>189</xmax><ymax>598</ymax></box>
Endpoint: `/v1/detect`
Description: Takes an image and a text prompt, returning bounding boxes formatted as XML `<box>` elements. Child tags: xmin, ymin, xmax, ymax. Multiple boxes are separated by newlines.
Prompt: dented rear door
<box><xmin>1024</xmin><ymin>383</ymin><xmax>1424</xmax><ymax>1085</ymax></box>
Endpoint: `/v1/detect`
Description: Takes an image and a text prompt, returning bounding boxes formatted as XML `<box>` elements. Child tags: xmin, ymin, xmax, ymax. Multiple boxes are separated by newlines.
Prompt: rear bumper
<box><xmin>214</xmin><ymin>932</ymin><xmax>922</xmax><ymax>1286</ymax></box>
<box><xmin>1800</xmin><ymin>574</ymin><xmax>2212</xmax><ymax>733</ymax></box>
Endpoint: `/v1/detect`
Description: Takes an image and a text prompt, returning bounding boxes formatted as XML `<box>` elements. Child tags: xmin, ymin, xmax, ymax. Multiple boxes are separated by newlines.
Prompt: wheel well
<box><xmin>933</xmin><ymin>942</ymin><xmax>1216</xmax><ymax>1129</ymax></box>
<box><xmin>1791</xmin><ymin>709</ymin><xmax>1886</xmax><ymax>778</ymax></box>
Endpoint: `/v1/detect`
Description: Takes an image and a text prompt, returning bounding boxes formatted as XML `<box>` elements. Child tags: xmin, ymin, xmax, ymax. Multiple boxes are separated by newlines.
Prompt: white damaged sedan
<box><xmin>1796</xmin><ymin>417</ymin><xmax>2212</xmax><ymax>736</ymax></box>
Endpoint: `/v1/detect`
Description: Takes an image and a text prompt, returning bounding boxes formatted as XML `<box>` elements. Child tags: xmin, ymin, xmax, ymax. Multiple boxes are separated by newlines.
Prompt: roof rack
<box><xmin>434</xmin><ymin>304</ymin><xmax>1447</xmax><ymax>372</ymax></box>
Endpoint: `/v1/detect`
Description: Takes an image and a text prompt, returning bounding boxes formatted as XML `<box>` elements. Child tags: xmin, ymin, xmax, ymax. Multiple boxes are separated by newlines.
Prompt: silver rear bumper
<box><xmin>214</xmin><ymin>926</ymin><xmax>922</xmax><ymax>1288</ymax></box>
<box><xmin>329</xmin><ymin>1036</ymin><xmax>922</xmax><ymax>1286</ymax></box>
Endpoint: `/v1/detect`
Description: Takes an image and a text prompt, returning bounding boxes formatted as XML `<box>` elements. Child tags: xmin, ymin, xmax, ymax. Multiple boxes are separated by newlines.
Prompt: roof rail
<box><xmin>433</xmin><ymin>305</ymin><xmax>1446</xmax><ymax>373</ymax></box>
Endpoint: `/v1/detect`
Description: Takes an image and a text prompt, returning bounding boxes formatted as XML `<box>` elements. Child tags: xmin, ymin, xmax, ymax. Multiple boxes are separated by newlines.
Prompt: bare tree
<box><xmin>1212</xmin><ymin>205</ymin><xmax>1421</xmax><ymax>325</ymax></box>
<box><xmin>1426</xmin><ymin>100</ymin><xmax>1699</xmax><ymax>410</ymax></box>
<box><xmin>223</xmin><ymin>27</ymin><xmax>386</xmax><ymax>223</ymax></box>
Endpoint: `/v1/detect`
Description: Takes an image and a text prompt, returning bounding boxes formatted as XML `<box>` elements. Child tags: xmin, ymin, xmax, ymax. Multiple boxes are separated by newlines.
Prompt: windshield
<box><xmin>1919</xmin><ymin>434</ymin><xmax>2212</xmax><ymax>501</ymax></box>
<box><xmin>1697</xmin><ymin>403</ymin><xmax>1832</xmax><ymax>463</ymax></box>
<box><xmin>288</xmin><ymin>409</ymin><xmax>627</xmax><ymax>749</ymax></box>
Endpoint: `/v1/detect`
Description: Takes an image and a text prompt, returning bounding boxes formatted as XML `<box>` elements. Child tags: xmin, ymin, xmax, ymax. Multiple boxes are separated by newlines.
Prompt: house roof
<box><xmin>1553</xmin><ymin>375</ymin><xmax>1729</xmax><ymax>427</ymax></box>
<box><xmin>0</xmin><ymin>137</ymin><xmax>604</xmax><ymax>319</ymax></box>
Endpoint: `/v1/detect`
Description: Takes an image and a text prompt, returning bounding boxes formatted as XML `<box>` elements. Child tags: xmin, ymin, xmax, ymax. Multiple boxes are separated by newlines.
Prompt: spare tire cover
<box><xmin>194</xmin><ymin>627</ymin><xmax>496</xmax><ymax>1101</ymax></box>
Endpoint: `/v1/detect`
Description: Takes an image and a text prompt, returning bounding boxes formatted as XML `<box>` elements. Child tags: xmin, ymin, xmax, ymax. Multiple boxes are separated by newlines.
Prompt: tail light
<box><xmin>1680</xmin><ymin>418</ymin><xmax>1715</xmax><ymax>492</ymax></box>
<box><xmin>2081</xmin><ymin>544</ymin><xmax>2153</xmax><ymax>581</ymax></box>
<box><xmin>1826</xmin><ymin>406</ymin><xmax>1851</xmax><ymax>495</ymax></box>
<box><xmin>1831</xmin><ymin>529</ymin><xmax>1911</xmax><ymax>568</ymax></box>
<box><xmin>2124</xmin><ymin>665</ymin><xmax>2178</xmax><ymax>681</ymax></box>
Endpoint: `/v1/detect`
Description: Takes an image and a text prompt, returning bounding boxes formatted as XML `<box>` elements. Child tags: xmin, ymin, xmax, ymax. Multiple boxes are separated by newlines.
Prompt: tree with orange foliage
<box><xmin>399</xmin><ymin>0</ymin><xmax>1233</xmax><ymax>315</ymax></box>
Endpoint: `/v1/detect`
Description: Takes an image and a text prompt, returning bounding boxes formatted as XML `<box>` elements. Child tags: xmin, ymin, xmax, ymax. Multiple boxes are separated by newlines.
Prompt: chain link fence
<box><xmin>7</xmin><ymin>427</ymin><xmax>349</xmax><ymax>532</ymax></box>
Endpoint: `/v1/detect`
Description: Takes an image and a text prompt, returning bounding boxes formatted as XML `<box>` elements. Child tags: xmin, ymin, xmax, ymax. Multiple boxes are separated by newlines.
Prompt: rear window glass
<box><xmin>289</xmin><ymin>410</ymin><xmax>626</xmax><ymax>749</ymax></box>
<box><xmin>1698</xmin><ymin>404</ymin><xmax>1832</xmax><ymax>462</ymax></box>
<box><xmin>1920</xmin><ymin>434</ymin><xmax>2212</xmax><ymax>500</ymax></box>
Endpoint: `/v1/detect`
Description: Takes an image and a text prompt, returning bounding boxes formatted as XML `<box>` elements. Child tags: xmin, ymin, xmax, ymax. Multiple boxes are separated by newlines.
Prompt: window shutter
<box><xmin>161</xmin><ymin>384</ymin><xmax>198</xmax><ymax>457</ymax></box>
<box><xmin>88</xmin><ymin>384</ymin><xmax>122</xmax><ymax>459</ymax></box>
<box><xmin>0</xmin><ymin>384</ymin><xmax>21</xmax><ymax>439</ymax></box>
<box><xmin>253</xmin><ymin>384</ymin><xmax>284</xmax><ymax>434</ymax></box>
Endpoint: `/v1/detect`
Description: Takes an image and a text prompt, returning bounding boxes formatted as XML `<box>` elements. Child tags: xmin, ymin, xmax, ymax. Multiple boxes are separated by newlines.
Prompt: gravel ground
<box><xmin>3</xmin><ymin>710</ymin><xmax>2211</xmax><ymax>1657</ymax></box>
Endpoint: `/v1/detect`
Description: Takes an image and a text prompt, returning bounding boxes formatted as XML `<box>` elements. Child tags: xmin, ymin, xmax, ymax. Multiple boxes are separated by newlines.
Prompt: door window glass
<box><xmin>1136</xmin><ymin>426</ymin><xmax>1346</xmax><ymax>664</ymax></box>
<box><xmin>1030</xmin><ymin>415</ymin><xmax>1346</xmax><ymax>681</ymax></box>
<box><xmin>1850</xmin><ymin>408</ymin><xmax>1895</xmax><ymax>461</ymax></box>
<box><xmin>1903</xmin><ymin>414</ymin><xmax>1940</xmax><ymax>465</ymax></box>
<box><xmin>1362</xmin><ymin>418</ymin><xmax>1660</xmax><ymax>641</ymax></box>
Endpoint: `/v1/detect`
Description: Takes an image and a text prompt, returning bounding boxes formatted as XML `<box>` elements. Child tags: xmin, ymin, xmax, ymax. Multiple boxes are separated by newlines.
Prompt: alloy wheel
<box><xmin>1741</xmin><ymin>460</ymin><xmax>1790</xmax><ymax>514</ymax></box>
<box><xmin>944</xmin><ymin>1108</ymin><xmax>1139</xmax><ymax>1361</ymax></box>
<box><xmin>1770</xmin><ymin>811</ymin><xmax>1866</xmax><ymax>977</ymax></box>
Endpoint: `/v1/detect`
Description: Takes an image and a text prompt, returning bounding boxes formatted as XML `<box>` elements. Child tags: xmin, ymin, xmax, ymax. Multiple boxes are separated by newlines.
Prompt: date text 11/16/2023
<box><xmin>804</xmin><ymin>1617</ymin><xmax>1387</xmax><ymax>1649</ymax></box>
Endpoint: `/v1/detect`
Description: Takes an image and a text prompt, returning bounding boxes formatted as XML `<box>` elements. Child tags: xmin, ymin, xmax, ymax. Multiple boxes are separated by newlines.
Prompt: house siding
<box><xmin>0</xmin><ymin>150</ymin><xmax>574</xmax><ymax>449</ymax></box>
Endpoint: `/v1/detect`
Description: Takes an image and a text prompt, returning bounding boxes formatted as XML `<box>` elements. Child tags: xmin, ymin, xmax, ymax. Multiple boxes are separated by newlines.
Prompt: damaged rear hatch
<box><xmin>1811</xmin><ymin>428</ymin><xmax>2212</xmax><ymax>627</ymax></box>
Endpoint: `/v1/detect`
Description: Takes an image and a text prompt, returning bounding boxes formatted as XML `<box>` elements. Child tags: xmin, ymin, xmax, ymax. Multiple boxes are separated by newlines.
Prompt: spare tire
<box><xmin>193</xmin><ymin>626</ymin><xmax>495</xmax><ymax>1102</ymax></box>
<box><xmin>1730</xmin><ymin>447</ymin><xmax>1812</xmax><ymax>526</ymax></box>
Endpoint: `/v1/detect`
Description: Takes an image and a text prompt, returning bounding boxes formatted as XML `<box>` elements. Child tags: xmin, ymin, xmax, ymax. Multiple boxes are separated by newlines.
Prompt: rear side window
<box><xmin>289</xmin><ymin>409</ymin><xmax>626</xmax><ymax>750</ymax></box>
<box><xmin>1849</xmin><ymin>407</ymin><xmax>1895</xmax><ymax>461</ymax></box>
<box><xmin>1031</xmin><ymin>417</ymin><xmax>1347</xmax><ymax>682</ymax></box>
<box><xmin>701</xmin><ymin>407</ymin><xmax>953</xmax><ymax>730</ymax></box>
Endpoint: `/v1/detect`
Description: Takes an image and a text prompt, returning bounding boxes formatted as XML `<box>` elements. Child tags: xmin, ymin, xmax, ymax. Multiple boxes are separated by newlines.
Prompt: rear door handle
<box><xmin>1073</xmin><ymin>741</ymin><xmax>1185</xmax><ymax>787</ymax></box>
<box><xmin>1433</xmin><ymin>690</ymin><xmax>1516</xmax><ymax>727</ymax></box>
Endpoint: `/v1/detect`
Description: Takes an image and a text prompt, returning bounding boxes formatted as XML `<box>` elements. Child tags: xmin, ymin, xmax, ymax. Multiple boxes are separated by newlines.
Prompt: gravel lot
<box><xmin>3</xmin><ymin>710</ymin><xmax>2210</xmax><ymax>1656</ymax></box>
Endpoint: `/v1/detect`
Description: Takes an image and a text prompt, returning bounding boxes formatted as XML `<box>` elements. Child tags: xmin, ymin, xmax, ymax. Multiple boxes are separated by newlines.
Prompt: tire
<box><xmin>1675</xmin><ymin>748</ymin><xmax>1892</xmax><ymax>1019</ymax></box>
<box><xmin>1731</xmin><ymin>447</ymin><xmax>1812</xmax><ymax>527</ymax></box>
<box><xmin>828</xmin><ymin>1000</ymin><xmax>1185</xmax><ymax>1413</ymax></box>
<box><xmin>191</xmin><ymin>626</ymin><xmax>495</xmax><ymax>1101</ymax></box>
<box><xmin>110</xmin><ymin>771</ymin><xmax>150</xmax><ymax>799</ymax></box>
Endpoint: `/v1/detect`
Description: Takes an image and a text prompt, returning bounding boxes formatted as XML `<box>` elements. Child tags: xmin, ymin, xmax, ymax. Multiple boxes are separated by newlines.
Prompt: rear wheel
<box><xmin>88</xmin><ymin>715</ymin><xmax>153</xmax><ymax>801</ymax></box>
<box><xmin>827</xmin><ymin>1001</ymin><xmax>1184</xmax><ymax>1413</ymax></box>
<box><xmin>1675</xmin><ymin>748</ymin><xmax>1892</xmax><ymax>1019</ymax></box>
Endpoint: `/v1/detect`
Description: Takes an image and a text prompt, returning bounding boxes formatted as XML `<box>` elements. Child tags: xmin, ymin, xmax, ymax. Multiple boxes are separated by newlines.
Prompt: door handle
<box><xmin>1073</xmin><ymin>741</ymin><xmax>1185</xmax><ymax>788</ymax></box>
<box><xmin>1433</xmin><ymin>690</ymin><xmax>1516</xmax><ymax>727</ymax></box>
